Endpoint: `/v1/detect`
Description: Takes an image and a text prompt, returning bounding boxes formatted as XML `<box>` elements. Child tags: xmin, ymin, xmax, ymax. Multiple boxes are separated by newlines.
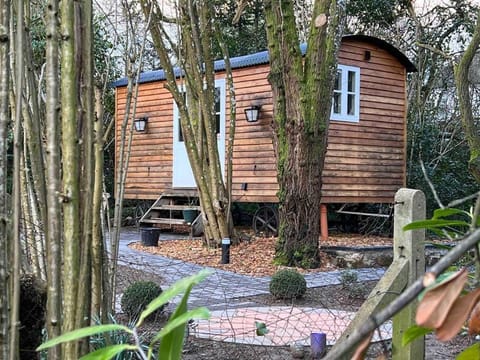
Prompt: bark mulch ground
<box><xmin>129</xmin><ymin>233</ymin><xmax>393</xmax><ymax>277</ymax></box>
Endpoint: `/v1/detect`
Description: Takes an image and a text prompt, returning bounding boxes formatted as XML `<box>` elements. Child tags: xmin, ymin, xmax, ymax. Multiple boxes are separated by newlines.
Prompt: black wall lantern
<box><xmin>244</xmin><ymin>105</ymin><xmax>261</xmax><ymax>123</ymax></box>
<box><xmin>134</xmin><ymin>117</ymin><xmax>148</xmax><ymax>132</ymax></box>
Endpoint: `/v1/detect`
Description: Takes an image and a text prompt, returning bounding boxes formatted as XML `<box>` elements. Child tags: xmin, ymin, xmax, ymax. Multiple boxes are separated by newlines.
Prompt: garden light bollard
<box><xmin>221</xmin><ymin>238</ymin><xmax>230</xmax><ymax>264</ymax></box>
<box><xmin>311</xmin><ymin>332</ymin><xmax>326</xmax><ymax>359</ymax></box>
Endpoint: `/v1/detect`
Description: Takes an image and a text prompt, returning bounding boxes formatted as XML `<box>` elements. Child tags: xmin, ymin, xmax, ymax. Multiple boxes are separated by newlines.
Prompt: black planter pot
<box><xmin>140</xmin><ymin>227</ymin><xmax>161</xmax><ymax>246</ymax></box>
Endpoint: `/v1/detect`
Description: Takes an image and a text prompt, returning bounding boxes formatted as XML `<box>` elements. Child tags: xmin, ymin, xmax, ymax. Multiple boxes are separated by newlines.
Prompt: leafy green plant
<box><xmin>269</xmin><ymin>269</ymin><xmax>306</xmax><ymax>299</ymax></box>
<box><xmin>401</xmin><ymin>202</ymin><xmax>480</xmax><ymax>359</ymax></box>
<box><xmin>89</xmin><ymin>314</ymin><xmax>145</xmax><ymax>360</ymax></box>
<box><xmin>340</xmin><ymin>270</ymin><xmax>366</xmax><ymax>299</ymax></box>
<box><xmin>37</xmin><ymin>270</ymin><xmax>211</xmax><ymax>360</ymax></box>
<box><xmin>255</xmin><ymin>321</ymin><xmax>269</xmax><ymax>336</ymax></box>
<box><xmin>121</xmin><ymin>281</ymin><xmax>164</xmax><ymax>320</ymax></box>
<box><xmin>403</xmin><ymin>207</ymin><xmax>474</xmax><ymax>239</ymax></box>
<box><xmin>340</xmin><ymin>269</ymin><xmax>358</xmax><ymax>285</ymax></box>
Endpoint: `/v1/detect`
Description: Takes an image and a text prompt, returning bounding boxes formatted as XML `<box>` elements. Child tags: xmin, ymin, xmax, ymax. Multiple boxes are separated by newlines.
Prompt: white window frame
<box><xmin>172</xmin><ymin>78</ymin><xmax>226</xmax><ymax>188</ymax></box>
<box><xmin>330</xmin><ymin>65</ymin><xmax>360</xmax><ymax>123</ymax></box>
<box><xmin>173</xmin><ymin>79</ymin><xmax>226</xmax><ymax>143</ymax></box>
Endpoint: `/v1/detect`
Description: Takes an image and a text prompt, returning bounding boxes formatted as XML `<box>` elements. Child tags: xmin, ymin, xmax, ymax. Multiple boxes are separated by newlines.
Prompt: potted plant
<box><xmin>182</xmin><ymin>197</ymin><xmax>199</xmax><ymax>224</ymax></box>
<box><xmin>182</xmin><ymin>208</ymin><xmax>199</xmax><ymax>224</ymax></box>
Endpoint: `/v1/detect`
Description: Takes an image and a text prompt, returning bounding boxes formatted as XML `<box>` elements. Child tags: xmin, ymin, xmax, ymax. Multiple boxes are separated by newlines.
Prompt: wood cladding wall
<box><xmin>115</xmin><ymin>38</ymin><xmax>407</xmax><ymax>204</ymax></box>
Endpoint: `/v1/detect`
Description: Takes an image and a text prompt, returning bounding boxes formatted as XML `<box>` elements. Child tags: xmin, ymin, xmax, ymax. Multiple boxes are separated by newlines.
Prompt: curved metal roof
<box><xmin>342</xmin><ymin>34</ymin><xmax>417</xmax><ymax>73</ymax></box>
<box><xmin>113</xmin><ymin>35</ymin><xmax>416</xmax><ymax>87</ymax></box>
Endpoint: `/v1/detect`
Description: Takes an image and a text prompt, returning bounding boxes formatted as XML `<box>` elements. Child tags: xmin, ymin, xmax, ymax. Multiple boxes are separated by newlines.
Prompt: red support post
<box><xmin>320</xmin><ymin>204</ymin><xmax>328</xmax><ymax>241</ymax></box>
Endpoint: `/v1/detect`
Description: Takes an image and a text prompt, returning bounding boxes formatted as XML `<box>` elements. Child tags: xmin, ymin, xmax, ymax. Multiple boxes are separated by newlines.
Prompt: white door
<box><xmin>172</xmin><ymin>79</ymin><xmax>226</xmax><ymax>188</ymax></box>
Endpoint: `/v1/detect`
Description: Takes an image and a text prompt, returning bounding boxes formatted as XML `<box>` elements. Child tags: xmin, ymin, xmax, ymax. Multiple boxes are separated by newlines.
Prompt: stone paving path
<box><xmin>117</xmin><ymin>227</ymin><xmax>385</xmax><ymax>309</ymax></box>
<box><xmin>194</xmin><ymin>307</ymin><xmax>392</xmax><ymax>346</ymax></box>
<box><xmin>117</xmin><ymin>227</ymin><xmax>389</xmax><ymax>346</ymax></box>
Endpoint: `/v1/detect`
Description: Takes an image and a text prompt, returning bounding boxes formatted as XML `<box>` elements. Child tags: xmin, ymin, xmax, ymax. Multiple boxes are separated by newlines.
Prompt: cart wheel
<box><xmin>134</xmin><ymin>204</ymin><xmax>146</xmax><ymax>228</ymax></box>
<box><xmin>191</xmin><ymin>214</ymin><xmax>204</xmax><ymax>237</ymax></box>
<box><xmin>253</xmin><ymin>205</ymin><xmax>278</xmax><ymax>236</ymax></box>
<box><xmin>191</xmin><ymin>213</ymin><xmax>204</xmax><ymax>237</ymax></box>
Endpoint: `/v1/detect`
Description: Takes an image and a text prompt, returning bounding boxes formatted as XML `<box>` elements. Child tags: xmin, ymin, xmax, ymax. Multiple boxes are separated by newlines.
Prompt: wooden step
<box><xmin>161</xmin><ymin>190</ymin><xmax>198</xmax><ymax>198</ymax></box>
<box><xmin>152</xmin><ymin>205</ymin><xmax>201</xmax><ymax>211</ymax></box>
<box><xmin>141</xmin><ymin>218</ymin><xmax>187</xmax><ymax>225</ymax></box>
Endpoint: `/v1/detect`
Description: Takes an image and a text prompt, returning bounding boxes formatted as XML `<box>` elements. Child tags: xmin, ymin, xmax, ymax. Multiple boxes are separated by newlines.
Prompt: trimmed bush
<box><xmin>121</xmin><ymin>281</ymin><xmax>163</xmax><ymax>319</ymax></box>
<box><xmin>269</xmin><ymin>269</ymin><xmax>306</xmax><ymax>299</ymax></box>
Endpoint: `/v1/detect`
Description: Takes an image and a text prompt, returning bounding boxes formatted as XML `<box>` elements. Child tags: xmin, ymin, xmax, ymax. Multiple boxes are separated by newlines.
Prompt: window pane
<box><xmin>347</xmin><ymin>94</ymin><xmax>355</xmax><ymax>115</ymax></box>
<box><xmin>333</xmin><ymin>92</ymin><xmax>341</xmax><ymax>114</ymax></box>
<box><xmin>335</xmin><ymin>70</ymin><xmax>342</xmax><ymax>91</ymax></box>
<box><xmin>216</xmin><ymin>114</ymin><xmax>220</xmax><ymax>134</ymax></box>
<box><xmin>348</xmin><ymin>71</ymin><xmax>356</xmax><ymax>92</ymax></box>
<box><xmin>215</xmin><ymin>87</ymin><xmax>220</xmax><ymax>113</ymax></box>
<box><xmin>178</xmin><ymin>118</ymin><xmax>184</xmax><ymax>142</ymax></box>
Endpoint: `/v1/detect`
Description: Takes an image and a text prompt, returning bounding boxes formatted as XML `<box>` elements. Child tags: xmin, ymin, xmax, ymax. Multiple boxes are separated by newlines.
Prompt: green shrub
<box><xmin>121</xmin><ymin>281</ymin><xmax>163</xmax><ymax>319</ymax></box>
<box><xmin>269</xmin><ymin>269</ymin><xmax>306</xmax><ymax>299</ymax></box>
<box><xmin>340</xmin><ymin>270</ymin><xmax>366</xmax><ymax>299</ymax></box>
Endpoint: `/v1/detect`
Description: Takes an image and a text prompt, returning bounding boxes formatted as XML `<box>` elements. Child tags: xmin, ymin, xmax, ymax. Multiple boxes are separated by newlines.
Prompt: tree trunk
<box><xmin>21</xmin><ymin>2</ymin><xmax>48</xmax><ymax>279</ymax></box>
<box><xmin>217</xmin><ymin>28</ymin><xmax>236</xmax><ymax>232</ymax></box>
<box><xmin>20</xmin><ymin>150</ymin><xmax>39</xmax><ymax>276</ymax></box>
<box><xmin>140</xmin><ymin>0</ymin><xmax>234</xmax><ymax>245</ymax></box>
<box><xmin>264</xmin><ymin>0</ymin><xmax>345</xmax><ymax>268</ymax></box>
<box><xmin>10</xmin><ymin>0</ymin><xmax>25</xmax><ymax>356</ymax></box>
<box><xmin>76</xmin><ymin>1</ymin><xmax>94</xmax><ymax>355</ymax></box>
<box><xmin>60</xmin><ymin>0</ymin><xmax>81</xmax><ymax>356</ymax></box>
<box><xmin>44</xmin><ymin>0</ymin><xmax>62</xmax><ymax>357</ymax></box>
<box><xmin>92</xmin><ymin>86</ymin><xmax>105</xmax><ymax>319</ymax></box>
<box><xmin>454</xmin><ymin>8</ymin><xmax>480</xmax><ymax>183</ymax></box>
<box><xmin>108</xmin><ymin>6</ymin><xmax>150</xmax><ymax>313</ymax></box>
<box><xmin>0</xmin><ymin>0</ymin><xmax>10</xmax><ymax>358</ymax></box>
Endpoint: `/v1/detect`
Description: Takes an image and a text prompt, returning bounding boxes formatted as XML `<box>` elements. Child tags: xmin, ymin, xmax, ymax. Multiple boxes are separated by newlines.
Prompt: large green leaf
<box><xmin>456</xmin><ymin>343</ymin><xmax>480</xmax><ymax>360</ymax></box>
<box><xmin>402</xmin><ymin>325</ymin><xmax>432</xmax><ymax>346</ymax></box>
<box><xmin>433</xmin><ymin>208</ymin><xmax>469</xmax><ymax>219</ymax></box>
<box><xmin>425</xmin><ymin>242</ymin><xmax>453</xmax><ymax>250</ymax></box>
<box><xmin>79</xmin><ymin>344</ymin><xmax>137</xmax><ymax>360</ymax></box>
<box><xmin>136</xmin><ymin>269</ymin><xmax>212</xmax><ymax>327</ymax></box>
<box><xmin>403</xmin><ymin>219</ymin><xmax>470</xmax><ymax>231</ymax></box>
<box><xmin>36</xmin><ymin>324</ymin><xmax>132</xmax><ymax>351</ymax></box>
<box><xmin>151</xmin><ymin>307</ymin><xmax>210</xmax><ymax>344</ymax></box>
<box><xmin>158</xmin><ymin>282</ymin><xmax>193</xmax><ymax>360</ymax></box>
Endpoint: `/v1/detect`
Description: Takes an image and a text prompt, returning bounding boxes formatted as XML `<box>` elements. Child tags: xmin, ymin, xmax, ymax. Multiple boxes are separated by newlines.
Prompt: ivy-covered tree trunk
<box><xmin>264</xmin><ymin>0</ymin><xmax>345</xmax><ymax>268</ymax></box>
<box><xmin>454</xmin><ymin>8</ymin><xmax>480</xmax><ymax>184</ymax></box>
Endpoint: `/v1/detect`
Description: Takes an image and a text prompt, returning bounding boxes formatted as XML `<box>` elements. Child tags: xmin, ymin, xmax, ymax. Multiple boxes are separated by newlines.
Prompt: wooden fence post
<box><xmin>329</xmin><ymin>188</ymin><xmax>425</xmax><ymax>359</ymax></box>
<box><xmin>392</xmin><ymin>188</ymin><xmax>426</xmax><ymax>360</ymax></box>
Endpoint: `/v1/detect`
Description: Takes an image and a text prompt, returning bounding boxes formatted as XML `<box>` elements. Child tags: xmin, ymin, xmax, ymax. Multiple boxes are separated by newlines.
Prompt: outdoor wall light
<box><xmin>134</xmin><ymin>117</ymin><xmax>148</xmax><ymax>132</ymax></box>
<box><xmin>244</xmin><ymin>105</ymin><xmax>261</xmax><ymax>123</ymax></box>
